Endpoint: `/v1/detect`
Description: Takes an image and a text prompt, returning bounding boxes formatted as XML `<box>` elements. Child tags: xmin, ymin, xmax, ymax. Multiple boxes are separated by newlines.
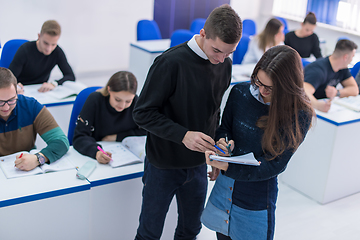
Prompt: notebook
<box><xmin>333</xmin><ymin>95</ymin><xmax>360</xmax><ymax>112</ymax></box>
<box><xmin>209</xmin><ymin>152</ymin><xmax>260</xmax><ymax>166</ymax></box>
<box><xmin>0</xmin><ymin>151</ymin><xmax>75</xmax><ymax>179</ymax></box>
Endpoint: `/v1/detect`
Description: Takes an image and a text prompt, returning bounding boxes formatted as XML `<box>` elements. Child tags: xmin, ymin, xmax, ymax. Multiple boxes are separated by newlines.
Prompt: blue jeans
<box><xmin>135</xmin><ymin>158</ymin><xmax>208</xmax><ymax>240</ymax></box>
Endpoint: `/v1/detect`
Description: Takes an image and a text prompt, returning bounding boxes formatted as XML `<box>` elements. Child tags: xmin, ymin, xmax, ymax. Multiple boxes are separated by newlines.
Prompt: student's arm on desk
<box><xmin>56</xmin><ymin>48</ymin><xmax>75</xmax><ymax>85</ymax></box>
<box><xmin>339</xmin><ymin>76</ymin><xmax>359</xmax><ymax>97</ymax></box>
<box><xmin>304</xmin><ymin>82</ymin><xmax>331</xmax><ymax>112</ymax></box>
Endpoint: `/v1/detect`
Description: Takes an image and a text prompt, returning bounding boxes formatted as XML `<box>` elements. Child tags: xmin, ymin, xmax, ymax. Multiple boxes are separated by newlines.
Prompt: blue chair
<box><xmin>338</xmin><ymin>36</ymin><xmax>350</xmax><ymax>41</ymax></box>
<box><xmin>242</xmin><ymin>19</ymin><xmax>256</xmax><ymax>36</ymax></box>
<box><xmin>170</xmin><ymin>29</ymin><xmax>194</xmax><ymax>48</ymax></box>
<box><xmin>0</xmin><ymin>39</ymin><xmax>28</xmax><ymax>68</ymax></box>
<box><xmin>137</xmin><ymin>20</ymin><xmax>162</xmax><ymax>40</ymax></box>
<box><xmin>68</xmin><ymin>86</ymin><xmax>102</xmax><ymax>145</ymax></box>
<box><xmin>302</xmin><ymin>58</ymin><xmax>311</xmax><ymax>68</ymax></box>
<box><xmin>190</xmin><ymin>18</ymin><xmax>206</xmax><ymax>34</ymax></box>
<box><xmin>351</xmin><ymin>61</ymin><xmax>360</xmax><ymax>78</ymax></box>
<box><xmin>276</xmin><ymin>17</ymin><xmax>289</xmax><ymax>34</ymax></box>
<box><xmin>232</xmin><ymin>34</ymin><xmax>251</xmax><ymax>64</ymax></box>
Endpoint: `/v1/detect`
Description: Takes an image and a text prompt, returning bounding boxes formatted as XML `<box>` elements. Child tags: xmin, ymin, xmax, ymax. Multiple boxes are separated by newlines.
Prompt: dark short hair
<box><xmin>334</xmin><ymin>39</ymin><xmax>358</xmax><ymax>55</ymax></box>
<box><xmin>303</xmin><ymin>12</ymin><xmax>317</xmax><ymax>25</ymax></box>
<box><xmin>0</xmin><ymin>67</ymin><xmax>17</xmax><ymax>91</ymax></box>
<box><xmin>203</xmin><ymin>4</ymin><xmax>242</xmax><ymax>44</ymax></box>
<box><xmin>41</xmin><ymin>20</ymin><xmax>61</xmax><ymax>36</ymax></box>
<box><xmin>100</xmin><ymin>71</ymin><xmax>137</xmax><ymax>96</ymax></box>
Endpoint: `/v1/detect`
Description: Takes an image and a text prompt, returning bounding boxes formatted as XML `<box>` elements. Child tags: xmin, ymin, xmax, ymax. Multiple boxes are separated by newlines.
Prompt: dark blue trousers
<box><xmin>135</xmin><ymin>158</ymin><xmax>208</xmax><ymax>240</ymax></box>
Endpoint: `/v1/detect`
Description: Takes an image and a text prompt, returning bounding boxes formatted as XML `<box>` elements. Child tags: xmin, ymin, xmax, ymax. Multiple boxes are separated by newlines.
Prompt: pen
<box><xmin>19</xmin><ymin>153</ymin><xmax>23</xmax><ymax>158</ymax></box>
<box><xmin>97</xmin><ymin>146</ymin><xmax>112</xmax><ymax>160</ymax></box>
<box><xmin>225</xmin><ymin>134</ymin><xmax>232</xmax><ymax>156</ymax></box>
<box><xmin>214</xmin><ymin>144</ymin><xmax>226</xmax><ymax>154</ymax></box>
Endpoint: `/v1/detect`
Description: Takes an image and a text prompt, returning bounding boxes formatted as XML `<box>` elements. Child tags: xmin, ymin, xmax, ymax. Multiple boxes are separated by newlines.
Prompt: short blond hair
<box><xmin>41</xmin><ymin>20</ymin><xmax>61</xmax><ymax>36</ymax></box>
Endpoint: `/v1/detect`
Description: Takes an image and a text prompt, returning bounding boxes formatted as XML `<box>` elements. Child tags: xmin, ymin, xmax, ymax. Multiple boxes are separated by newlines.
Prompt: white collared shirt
<box><xmin>250</xmin><ymin>84</ymin><xmax>271</xmax><ymax>105</ymax></box>
<box><xmin>187</xmin><ymin>35</ymin><xmax>208</xmax><ymax>60</ymax></box>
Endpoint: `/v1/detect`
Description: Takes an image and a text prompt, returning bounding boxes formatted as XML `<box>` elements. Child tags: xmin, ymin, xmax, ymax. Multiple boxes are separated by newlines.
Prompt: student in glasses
<box><xmin>0</xmin><ymin>67</ymin><xmax>69</xmax><ymax>171</ymax></box>
<box><xmin>201</xmin><ymin>45</ymin><xmax>314</xmax><ymax>240</ymax></box>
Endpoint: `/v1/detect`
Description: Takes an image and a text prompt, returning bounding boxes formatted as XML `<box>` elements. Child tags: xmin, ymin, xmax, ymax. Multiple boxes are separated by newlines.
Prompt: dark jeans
<box><xmin>216</xmin><ymin>232</ymin><xmax>232</xmax><ymax>240</ymax></box>
<box><xmin>135</xmin><ymin>158</ymin><xmax>208</xmax><ymax>240</ymax></box>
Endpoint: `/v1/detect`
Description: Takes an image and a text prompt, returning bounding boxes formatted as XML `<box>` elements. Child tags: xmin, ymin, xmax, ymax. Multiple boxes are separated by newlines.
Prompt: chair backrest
<box><xmin>301</xmin><ymin>58</ymin><xmax>311</xmax><ymax>68</ymax></box>
<box><xmin>190</xmin><ymin>18</ymin><xmax>206</xmax><ymax>34</ymax></box>
<box><xmin>242</xmin><ymin>19</ymin><xmax>256</xmax><ymax>36</ymax></box>
<box><xmin>0</xmin><ymin>39</ymin><xmax>28</xmax><ymax>68</ymax></box>
<box><xmin>137</xmin><ymin>20</ymin><xmax>162</xmax><ymax>40</ymax></box>
<box><xmin>68</xmin><ymin>86</ymin><xmax>102</xmax><ymax>145</ymax></box>
<box><xmin>170</xmin><ymin>29</ymin><xmax>194</xmax><ymax>48</ymax></box>
<box><xmin>351</xmin><ymin>61</ymin><xmax>360</xmax><ymax>78</ymax></box>
<box><xmin>232</xmin><ymin>34</ymin><xmax>251</xmax><ymax>64</ymax></box>
<box><xmin>275</xmin><ymin>17</ymin><xmax>289</xmax><ymax>34</ymax></box>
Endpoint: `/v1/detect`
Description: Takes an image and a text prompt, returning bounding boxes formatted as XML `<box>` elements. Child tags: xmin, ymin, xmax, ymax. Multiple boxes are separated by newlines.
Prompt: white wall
<box><xmin>0</xmin><ymin>0</ymin><xmax>154</xmax><ymax>75</ymax></box>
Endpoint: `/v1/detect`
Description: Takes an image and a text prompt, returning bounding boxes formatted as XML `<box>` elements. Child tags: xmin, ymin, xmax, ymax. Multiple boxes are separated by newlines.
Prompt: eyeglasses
<box><xmin>253</xmin><ymin>77</ymin><xmax>273</xmax><ymax>92</ymax></box>
<box><xmin>0</xmin><ymin>98</ymin><xmax>18</xmax><ymax>107</ymax></box>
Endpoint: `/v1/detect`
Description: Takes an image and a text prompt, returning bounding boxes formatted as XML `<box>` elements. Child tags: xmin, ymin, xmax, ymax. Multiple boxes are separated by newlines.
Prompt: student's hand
<box><xmin>315</xmin><ymin>99</ymin><xmax>332</xmax><ymax>113</ymax></box>
<box><xmin>325</xmin><ymin>85</ymin><xmax>337</xmax><ymax>99</ymax></box>
<box><xmin>102</xmin><ymin>134</ymin><xmax>117</xmax><ymax>141</ymax></box>
<box><xmin>205</xmin><ymin>150</ymin><xmax>229</xmax><ymax>171</ymax></box>
<box><xmin>216</xmin><ymin>138</ymin><xmax>235</xmax><ymax>156</ymax></box>
<box><xmin>17</xmin><ymin>83</ymin><xmax>24</xmax><ymax>95</ymax></box>
<box><xmin>38</xmin><ymin>82</ymin><xmax>55</xmax><ymax>92</ymax></box>
<box><xmin>208</xmin><ymin>166</ymin><xmax>220</xmax><ymax>181</ymax></box>
<box><xmin>14</xmin><ymin>153</ymin><xmax>39</xmax><ymax>171</ymax></box>
<box><xmin>182</xmin><ymin>131</ymin><xmax>216</xmax><ymax>153</ymax></box>
<box><xmin>96</xmin><ymin>151</ymin><xmax>112</xmax><ymax>164</ymax></box>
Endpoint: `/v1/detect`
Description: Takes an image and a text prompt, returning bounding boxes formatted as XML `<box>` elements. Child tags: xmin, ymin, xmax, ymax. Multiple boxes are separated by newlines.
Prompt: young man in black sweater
<box><xmin>133</xmin><ymin>4</ymin><xmax>242</xmax><ymax>240</ymax></box>
<box><xmin>9</xmin><ymin>20</ymin><xmax>75</xmax><ymax>93</ymax></box>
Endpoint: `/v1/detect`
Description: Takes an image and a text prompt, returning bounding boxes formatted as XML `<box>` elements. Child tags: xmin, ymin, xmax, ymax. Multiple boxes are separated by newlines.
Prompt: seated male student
<box><xmin>9</xmin><ymin>20</ymin><xmax>75</xmax><ymax>94</ymax></box>
<box><xmin>304</xmin><ymin>39</ymin><xmax>359</xmax><ymax>112</ymax></box>
<box><xmin>0</xmin><ymin>67</ymin><xmax>69</xmax><ymax>171</ymax></box>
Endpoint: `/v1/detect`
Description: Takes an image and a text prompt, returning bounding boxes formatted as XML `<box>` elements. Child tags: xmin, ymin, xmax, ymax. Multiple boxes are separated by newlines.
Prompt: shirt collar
<box><xmin>250</xmin><ymin>84</ymin><xmax>270</xmax><ymax>105</ymax></box>
<box><xmin>187</xmin><ymin>35</ymin><xmax>208</xmax><ymax>60</ymax></box>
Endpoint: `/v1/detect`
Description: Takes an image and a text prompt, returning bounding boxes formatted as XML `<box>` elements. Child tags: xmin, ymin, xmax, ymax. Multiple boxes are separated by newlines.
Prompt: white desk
<box><xmin>280</xmin><ymin>103</ymin><xmax>360</xmax><ymax>204</ymax></box>
<box><xmin>129</xmin><ymin>39</ymin><xmax>171</xmax><ymax>94</ymax></box>
<box><xmin>0</xmin><ymin>164</ymin><xmax>91</xmax><ymax>240</ymax></box>
<box><xmin>23</xmin><ymin>82</ymin><xmax>87</xmax><ymax>149</ymax></box>
<box><xmin>67</xmin><ymin>145</ymin><xmax>178</xmax><ymax>240</ymax></box>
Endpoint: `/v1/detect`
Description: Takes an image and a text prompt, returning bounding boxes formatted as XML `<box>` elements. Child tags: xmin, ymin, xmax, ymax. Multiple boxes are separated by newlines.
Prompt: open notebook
<box><xmin>99</xmin><ymin>136</ymin><xmax>146</xmax><ymax>168</ymax></box>
<box><xmin>210</xmin><ymin>152</ymin><xmax>260</xmax><ymax>166</ymax></box>
<box><xmin>0</xmin><ymin>151</ymin><xmax>75</xmax><ymax>179</ymax></box>
<box><xmin>333</xmin><ymin>95</ymin><xmax>360</xmax><ymax>112</ymax></box>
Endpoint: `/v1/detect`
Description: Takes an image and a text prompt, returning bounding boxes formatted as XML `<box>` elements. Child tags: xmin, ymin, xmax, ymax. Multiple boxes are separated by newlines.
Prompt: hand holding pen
<box><xmin>96</xmin><ymin>146</ymin><xmax>112</xmax><ymax>164</ymax></box>
<box><xmin>215</xmin><ymin>134</ymin><xmax>234</xmax><ymax>156</ymax></box>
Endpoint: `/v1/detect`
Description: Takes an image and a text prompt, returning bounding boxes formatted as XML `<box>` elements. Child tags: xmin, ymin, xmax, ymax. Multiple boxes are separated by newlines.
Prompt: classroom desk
<box><xmin>67</xmin><ymin>145</ymin><xmax>178</xmax><ymax>240</ymax></box>
<box><xmin>0</xmin><ymin>163</ymin><xmax>91</xmax><ymax>240</ymax></box>
<box><xmin>280</xmin><ymin>103</ymin><xmax>360</xmax><ymax>204</ymax></box>
<box><xmin>23</xmin><ymin>82</ymin><xmax>87</xmax><ymax>149</ymax></box>
<box><xmin>128</xmin><ymin>39</ymin><xmax>171</xmax><ymax>94</ymax></box>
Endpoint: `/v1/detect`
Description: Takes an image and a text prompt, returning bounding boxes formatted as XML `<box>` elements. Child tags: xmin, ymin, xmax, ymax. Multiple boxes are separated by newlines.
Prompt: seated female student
<box><xmin>73</xmin><ymin>71</ymin><xmax>146</xmax><ymax>164</ymax></box>
<box><xmin>201</xmin><ymin>45</ymin><xmax>314</xmax><ymax>240</ymax></box>
<box><xmin>242</xmin><ymin>18</ymin><xmax>284</xmax><ymax>64</ymax></box>
<box><xmin>285</xmin><ymin>12</ymin><xmax>322</xmax><ymax>60</ymax></box>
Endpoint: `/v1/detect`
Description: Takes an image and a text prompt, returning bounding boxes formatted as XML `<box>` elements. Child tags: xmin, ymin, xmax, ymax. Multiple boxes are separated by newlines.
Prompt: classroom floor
<box><xmin>76</xmin><ymin>72</ymin><xmax>360</xmax><ymax>240</ymax></box>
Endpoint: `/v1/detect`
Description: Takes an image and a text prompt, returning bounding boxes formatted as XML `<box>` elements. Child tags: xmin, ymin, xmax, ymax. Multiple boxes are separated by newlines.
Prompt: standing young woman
<box><xmin>285</xmin><ymin>12</ymin><xmax>322</xmax><ymax>59</ymax></box>
<box><xmin>73</xmin><ymin>71</ymin><xmax>146</xmax><ymax>163</ymax></box>
<box><xmin>242</xmin><ymin>18</ymin><xmax>284</xmax><ymax>64</ymax></box>
<box><xmin>201</xmin><ymin>45</ymin><xmax>314</xmax><ymax>240</ymax></box>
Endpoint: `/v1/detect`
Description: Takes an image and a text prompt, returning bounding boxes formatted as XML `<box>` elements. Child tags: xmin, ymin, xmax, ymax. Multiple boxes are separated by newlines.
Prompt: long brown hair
<box><xmin>99</xmin><ymin>71</ymin><xmax>137</xmax><ymax>96</ymax></box>
<box><xmin>250</xmin><ymin>45</ymin><xmax>314</xmax><ymax>160</ymax></box>
<box><xmin>258</xmin><ymin>18</ymin><xmax>283</xmax><ymax>52</ymax></box>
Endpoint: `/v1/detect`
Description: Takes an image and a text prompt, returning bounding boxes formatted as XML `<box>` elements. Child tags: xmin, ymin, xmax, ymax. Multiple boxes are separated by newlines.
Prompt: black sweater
<box><xmin>133</xmin><ymin>42</ymin><xmax>232</xmax><ymax>169</ymax></box>
<box><xmin>284</xmin><ymin>31</ymin><xmax>322</xmax><ymax>59</ymax></box>
<box><xmin>9</xmin><ymin>41</ymin><xmax>75</xmax><ymax>85</ymax></box>
<box><xmin>73</xmin><ymin>92</ymin><xmax>146</xmax><ymax>159</ymax></box>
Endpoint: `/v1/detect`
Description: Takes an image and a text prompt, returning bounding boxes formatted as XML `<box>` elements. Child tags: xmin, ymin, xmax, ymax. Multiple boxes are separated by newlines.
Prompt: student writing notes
<box><xmin>133</xmin><ymin>5</ymin><xmax>242</xmax><ymax>240</ymax></box>
<box><xmin>0</xmin><ymin>67</ymin><xmax>69</xmax><ymax>171</ymax></box>
<box><xmin>201</xmin><ymin>46</ymin><xmax>314</xmax><ymax>240</ymax></box>
<box><xmin>9</xmin><ymin>20</ymin><xmax>75</xmax><ymax>93</ymax></box>
<box><xmin>304</xmin><ymin>39</ymin><xmax>359</xmax><ymax>112</ymax></box>
<box><xmin>72</xmin><ymin>71</ymin><xmax>146</xmax><ymax>164</ymax></box>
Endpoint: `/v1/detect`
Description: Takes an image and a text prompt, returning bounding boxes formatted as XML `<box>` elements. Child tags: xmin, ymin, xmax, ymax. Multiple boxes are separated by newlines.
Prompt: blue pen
<box><xmin>214</xmin><ymin>144</ymin><xmax>226</xmax><ymax>154</ymax></box>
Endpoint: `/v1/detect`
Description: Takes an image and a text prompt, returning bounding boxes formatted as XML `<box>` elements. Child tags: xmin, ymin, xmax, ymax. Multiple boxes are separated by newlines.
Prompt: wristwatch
<box><xmin>336</xmin><ymin>90</ymin><xmax>341</xmax><ymax>97</ymax></box>
<box><xmin>35</xmin><ymin>153</ymin><xmax>46</xmax><ymax>166</ymax></box>
<box><xmin>50</xmin><ymin>80</ymin><xmax>58</xmax><ymax>87</ymax></box>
